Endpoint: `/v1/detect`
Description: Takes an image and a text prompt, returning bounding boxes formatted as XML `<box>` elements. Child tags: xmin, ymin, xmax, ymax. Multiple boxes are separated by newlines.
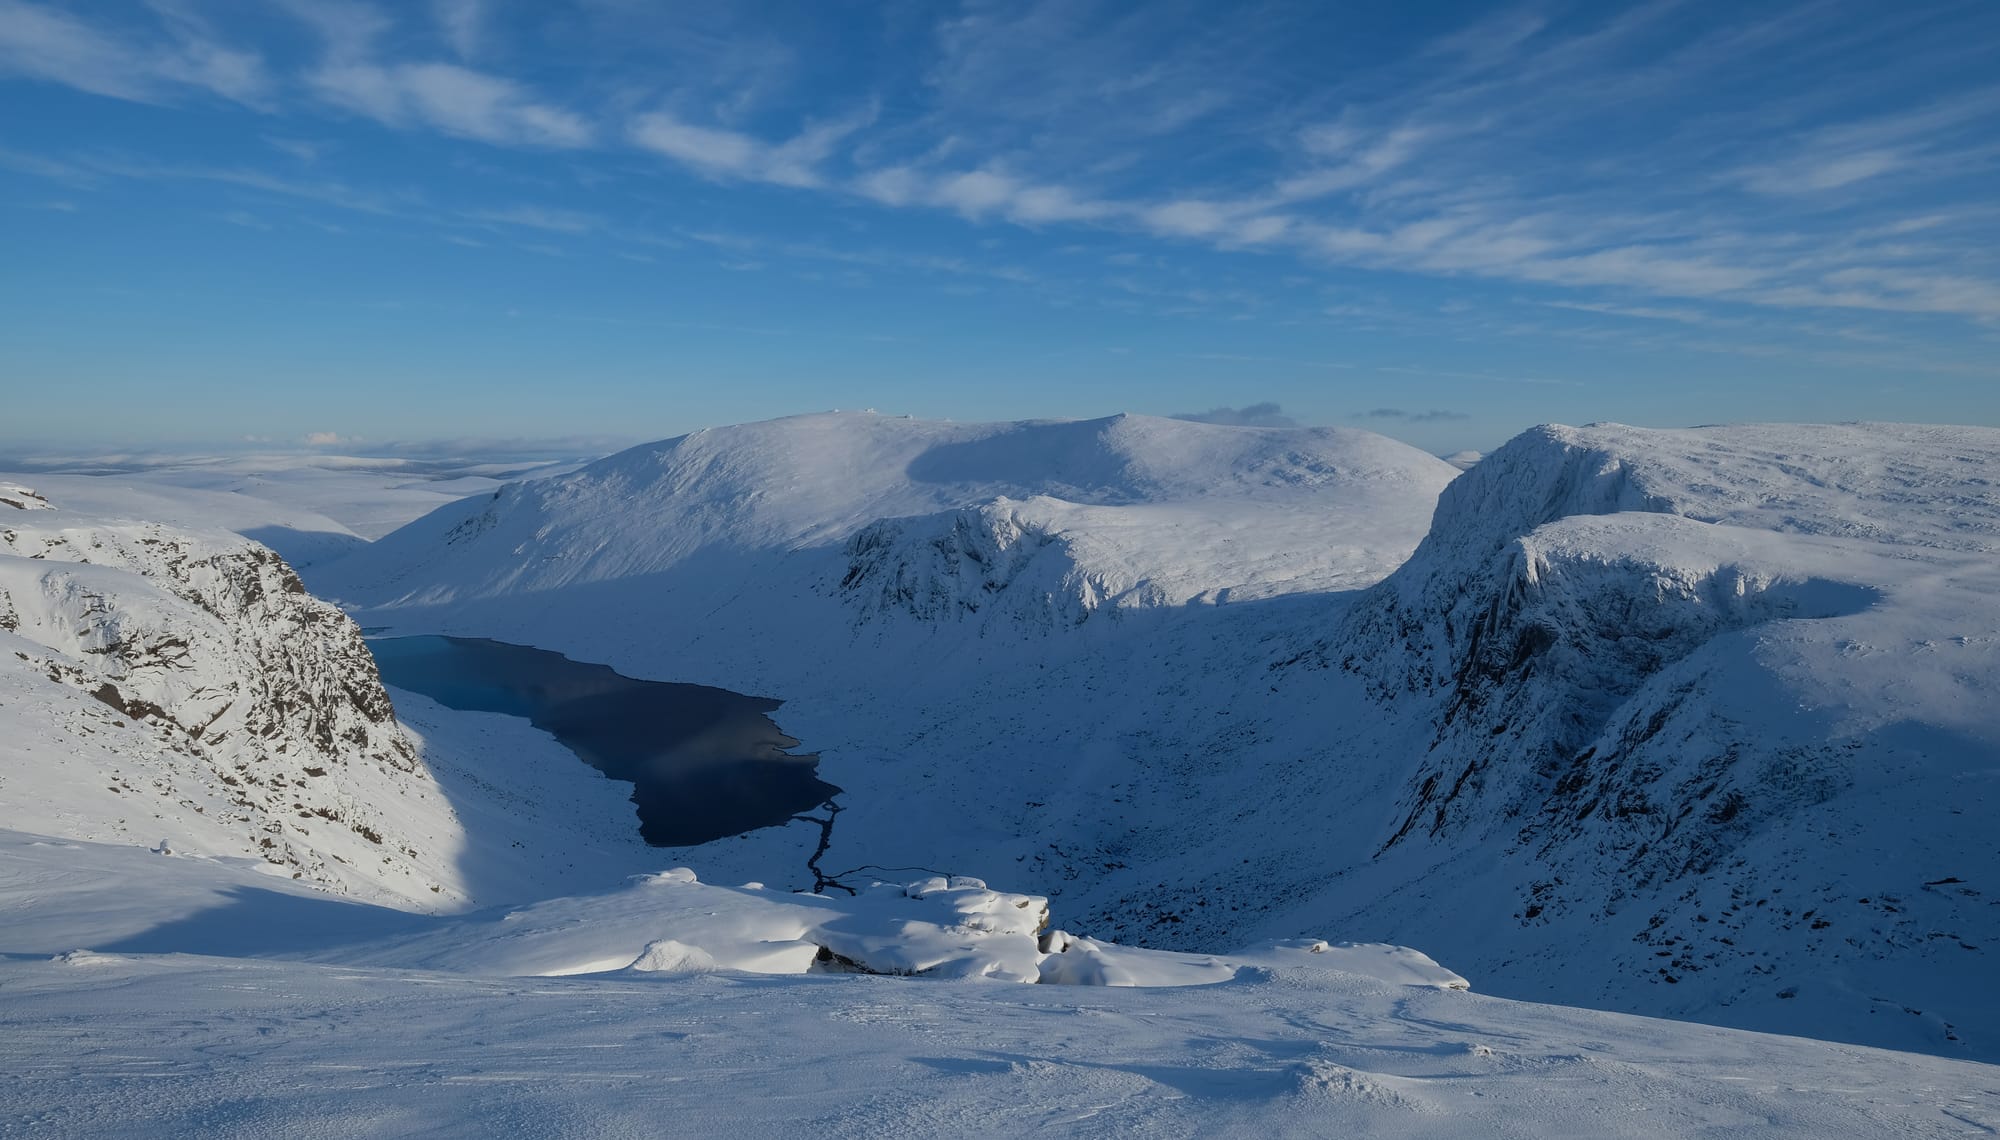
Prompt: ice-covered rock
<box><xmin>1035</xmin><ymin>933</ymin><xmax>1235</xmax><ymax>986</ymax></box>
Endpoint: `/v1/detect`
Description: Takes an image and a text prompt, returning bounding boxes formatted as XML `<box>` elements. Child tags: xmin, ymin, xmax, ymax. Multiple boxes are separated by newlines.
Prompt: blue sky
<box><xmin>3</xmin><ymin>0</ymin><xmax>1997</xmax><ymax>454</ymax></box>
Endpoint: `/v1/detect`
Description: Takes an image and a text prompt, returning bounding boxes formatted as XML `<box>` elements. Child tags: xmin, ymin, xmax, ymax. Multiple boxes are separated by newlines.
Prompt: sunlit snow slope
<box><xmin>323</xmin><ymin>411</ymin><xmax>1458</xmax><ymax>648</ymax></box>
<box><xmin>0</xmin><ymin>482</ymin><xmax>460</xmax><ymax>905</ymax></box>
<box><xmin>0</xmin><ymin>483</ymin><xmax>662</xmax><ymax>910</ymax></box>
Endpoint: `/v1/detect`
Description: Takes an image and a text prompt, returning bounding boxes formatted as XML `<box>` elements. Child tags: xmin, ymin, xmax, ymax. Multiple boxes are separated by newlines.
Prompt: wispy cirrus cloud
<box><xmin>63</xmin><ymin>154</ymin><xmax>410</xmax><ymax>216</ymax></box>
<box><xmin>269</xmin><ymin>0</ymin><xmax>391</xmax><ymax>60</ymax></box>
<box><xmin>628</xmin><ymin>108</ymin><xmax>871</xmax><ymax>188</ymax></box>
<box><xmin>1747</xmin><ymin>267</ymin><xmax>2000</xmax><ymax>321</ymax></box>
<box><xmin>1731</xmin><ymin>90</ymin><xmax>2000</xmax><ymax>196</ymax></box>
<box><xmin>308</xmin><ymin>61</ymin><xmax>592</xmax><ymax>147</ymax></box>
<box><xmin>0</xmin><ymin>146</ymin><xmax>416</xmax><ymax>225</ymax></box>
<box><xmin>0</xmin><ymin>145</ymin><xmax>98</xmax><ymax>186</ymax></box>
<box><xmin>263</xmin><ymin>137</ymin><xmax>328</xmax><ymax>163</ymax></box>
<box><xmin>433</xmin><ymin>0</ymin><xmax>488</xmax><ymax>60</ymax></box>
<box><xmin>762</xmin><ymin>1</ymin><xmax>2000</xmax><ymax>323</ymax></box>
<box><xmin>0</xmin><ymin>0</ymin><xmax>268</xmax><ymax>106</ymax></box>
<box><xmin>677</xmin><ymin>229</ymin><xmax>1038</xmax><ymax>284</ymax></box>
<box><xmin>915</xmin><ymin>0</ymin><xmax>1261</xmax><ymax>164</ymax></box>
<box><xmin>1541</xmin><ymin>300</ymin><xmax>1736</xmax><ymax>326</ymax></box>
<box><xmin>7</xmin><ymin>0</ymin><xmax>1999</xmax><ymax>343</ymax></box>
<box><xmin>530</xmin><ymin>5</ymin><xmax>1830</xmax><ymax>318</ymax></box>
<box><xmin>854</xmin><ymin>164</ymin><xmax>1118</xmax><ymax>225</ymax></box>
<box><xmin>265</xmin><ymin>0</ymin><xmax>590</xmax><ymax>147</ymax></box>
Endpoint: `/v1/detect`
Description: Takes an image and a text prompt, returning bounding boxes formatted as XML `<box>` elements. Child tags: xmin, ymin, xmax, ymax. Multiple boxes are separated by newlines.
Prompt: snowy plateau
<box><xmin>2</xmin><ymin>412</ymin><xmax>1997</xmax><ymax>1137</ymax></box>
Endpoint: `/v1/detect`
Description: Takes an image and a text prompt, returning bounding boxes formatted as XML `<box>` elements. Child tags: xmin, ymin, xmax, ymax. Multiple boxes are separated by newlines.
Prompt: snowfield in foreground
<box><xmin>2</xmin><ymin>830</ymin><xmax>1993</xmax><ymax>1138</ymax></box>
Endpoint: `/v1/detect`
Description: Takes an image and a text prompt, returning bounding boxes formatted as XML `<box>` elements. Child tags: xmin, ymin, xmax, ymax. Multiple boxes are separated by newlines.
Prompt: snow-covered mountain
<box><xmin>9</xmin><ymin>414</ymin><xmax>1997</xmax><ymax>1059</ymax></box>
<box><xmin>313</xmin><ymin>411</ymin><xmax>1470</xmax><ymax>949</ymax></box>
<box><xmin>315</xmin><ymin>414</ymin><xmax>2000</xmax><ymax>1060</ymax></box>
<box><xmin>323</xmin><ymin>411</ymin><xmax>1457</xmax><ymax>642</ymax></box>
<box><xmin>0</xmin><ymin>479</ymin><xmax>677</xmax><ymax>911</ymax></box>
<box><xmin>1295</xmin><ymin>422</ymin><xmax>2000</xmax><ymax>1054</ymax></box>
<box><xmin>3</xmin><ymin>416</ymin><xmax>1998</xmax><ymax>1133</ymax></box>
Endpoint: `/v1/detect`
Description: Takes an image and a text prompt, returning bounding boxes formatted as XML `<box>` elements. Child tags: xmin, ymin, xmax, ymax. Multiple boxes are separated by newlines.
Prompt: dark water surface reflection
<box><xmin>368</xmin><ymin>636</ymin><xmax>839</xmax><ymax>846</ymax></box>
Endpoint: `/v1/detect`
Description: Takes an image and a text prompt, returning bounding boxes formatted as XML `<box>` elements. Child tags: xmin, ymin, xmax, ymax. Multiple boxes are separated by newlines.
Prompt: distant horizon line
<box><xmin>6</xmin><ymin>409</ymin><xmax>1998</xmax><ymax>468</ymax></box>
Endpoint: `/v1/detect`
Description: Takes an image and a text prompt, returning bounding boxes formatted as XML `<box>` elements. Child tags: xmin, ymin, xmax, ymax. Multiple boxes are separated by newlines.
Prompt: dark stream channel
<box><xmin>367</xmin><ymin>636</ymin><xmax>840</xmax><ymax>846</ymax></box>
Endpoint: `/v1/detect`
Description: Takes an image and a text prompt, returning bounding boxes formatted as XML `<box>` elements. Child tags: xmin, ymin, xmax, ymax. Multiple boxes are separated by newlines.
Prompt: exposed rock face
<box><xmin>0</xmin><ymin>482</ymin><xmax>54</xmax><ymax>511</ymax></box>
<box><xmin>1339</xmin><ymin>425</ymin><xmax>1992</xmax><ymax>863</ymax></box>
<box><xmin>0</xmin><ymin>506</ymin><xmax>463</xmax><ymax>906</ymax></box>
<box><xmin>835</xmin><ymin>500</ymin><xmax>1146</xmax><ymax>630</ymax></box>
<box><xmin>1355</xmin><ymin>511</ymin><xmax>1878</xmax><ymax>853</ymax></box>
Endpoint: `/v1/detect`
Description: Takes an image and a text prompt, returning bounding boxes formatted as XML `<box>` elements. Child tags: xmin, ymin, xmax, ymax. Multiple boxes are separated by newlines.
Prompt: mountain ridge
<box><xmin>318</xmin><ymin>413</ymin><xmax>2000</xmax><ymax>1058</ymax></box>
<box><xmin>14</xmin><ymin>414</ymin><xmax>1997</xmax><ymax>1060</ymax></box>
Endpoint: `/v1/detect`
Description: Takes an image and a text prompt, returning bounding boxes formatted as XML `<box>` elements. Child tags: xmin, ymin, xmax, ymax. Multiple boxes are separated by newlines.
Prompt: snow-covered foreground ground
<box><xmin>10</xmin><ymin>956</ymin><xmax>1994</xmax><ymax>1139</ymax></box>
<box><xmin>3</xmin><ymin>832</ymin><xmax>1994</xmax><ymax>1139</ymax></box>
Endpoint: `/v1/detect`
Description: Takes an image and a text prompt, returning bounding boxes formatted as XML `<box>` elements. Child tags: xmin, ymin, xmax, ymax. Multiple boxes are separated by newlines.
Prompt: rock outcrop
<box><xmin>1</xmin><ymin>495</ymin><xmax>464</xmax><ymax>905</ymax></box>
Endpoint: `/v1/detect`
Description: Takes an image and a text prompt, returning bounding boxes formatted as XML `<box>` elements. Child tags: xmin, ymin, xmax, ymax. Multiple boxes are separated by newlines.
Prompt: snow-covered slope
<box><xmin>316</xmin><ymin>415</ymin><xmax>2000</xmax><ymax>1061</ymax></box>
<box><xmin>0</xmin><ymin>481</ymin><xmax>677</xmax><ymax>910</ymax></box>
<box><xmin>0</xmin><ymin>483</ymin><xmax>472</xmax><ymax>905</ymax></box>
<box><xmin>324</xmin><ymin>411</ymin><xmax>1458</xmax><ymax>648</ymax></box>
<box><xmin>3</xmin><ymin>450</ymin><xmax>590</xmax><ymax>570</ymax></box>
<box><xmin>1296</xmin><ymin>422</ymin><xmax>2000</xmax><ymax>1054</ymax></box>
<box><xmin>2</xmin><ymin>830</ymin><xmax>1990</xmax><ymax>1139</ymax></box>
<box><xmin>2</xmin><ymin>471</ymin><xmax>373</xmax><ymax>569</ymax></box>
